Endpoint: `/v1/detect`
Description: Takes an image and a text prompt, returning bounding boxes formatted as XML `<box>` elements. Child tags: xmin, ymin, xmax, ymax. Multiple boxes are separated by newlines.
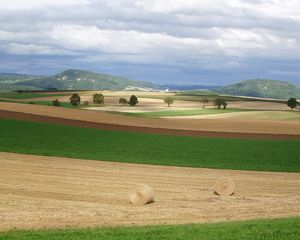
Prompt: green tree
<box><xmin>287</xmin><ymin>98</ymin><xmax>297</xmax><ymax>110</ymax></box>
<box><xmin>93</xmin><ymin>93</ymin><xmax>104</xmax><ymax>105</ymax></box>
<box><xmin>129</xmin><ymin>95</ymin><xmax>139</xmax><ymax>106</ymax></box>
<box><xmin>164</xmin><ymin>97</ymin><xmax>174</xmax><ymax>107</ymax></box>
<box><xmin>52</xmin><ymin>99</ymin><xmax>60</xmax><ymax>107</ymax></box>
<box><xmin>214</xmin><ymin>98</ymin><xmax>222</xmax><ymax>109</ymax></box>
<box><xmin>214</xmin><ymin>98</ymin><xmax>227</xmax><ymax>109</ymax></box>
<box><xmin>201</xmin><ymin>97</ymin><xmax>209</xmax><ymax>108</ymax></box>
<box><xmin>119</xmin><ymin>98</ymin><xmax>128</xmax><ymax>105</ymax></box>
<box><xmin>69</xmin><ymin>93</ymin><xmax>81</xmax><ymax>106</ymax></box>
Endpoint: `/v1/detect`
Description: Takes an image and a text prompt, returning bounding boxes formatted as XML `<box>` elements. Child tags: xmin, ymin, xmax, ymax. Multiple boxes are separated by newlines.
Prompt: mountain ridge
<box><xmin>217</xmin><ymin>79</ymin><xmax>300</xmax><ymax>99</ymax></box>
<box><xmin>1</xmin><ymin>70</ymin><xmax>299</xmax><ymax>99</ymax></box>
<box><xmin>0</xmin><ymin>69</ymin><xmax>157</xmax><ymax>91</ymax></box>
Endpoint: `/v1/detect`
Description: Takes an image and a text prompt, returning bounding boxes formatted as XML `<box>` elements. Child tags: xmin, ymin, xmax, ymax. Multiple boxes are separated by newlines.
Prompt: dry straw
<box><xmin>129</xmin><ymin>184</ymin><xmax>154</xmax><ymax>206</ymax></box>
<box><xmin>214</xmin><ymin>177</ymin><xmax>235</xmax><ymax>196</ymax></box>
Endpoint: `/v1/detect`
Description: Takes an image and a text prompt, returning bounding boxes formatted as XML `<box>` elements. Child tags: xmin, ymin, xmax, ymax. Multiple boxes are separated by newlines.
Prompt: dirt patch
<box><xmin>228</xmin><ymin>101</ymin><xmax>290</xmax><ymax>111</ymax></box>
<box><xmin>165</xmin><ymin>110</ymin><xmax>300</xmax><ymax>122</ymax></box>
<box><xmin>0</xmin><ymin>152</ymin><xmax>299</xmax><ymax>231</ymax></box>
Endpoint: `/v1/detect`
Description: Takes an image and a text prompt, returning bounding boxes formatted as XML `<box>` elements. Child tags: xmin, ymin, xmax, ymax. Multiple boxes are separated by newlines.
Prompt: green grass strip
<box><xmin>0</xmin><ymin>118</ymin><xmax>299</xmax><ymax>172</ymax></box>
<box><xmin>0</xmin><ymin>99</ymin><xmax>83</xmax><ymax>109</ymax></box>
<box><xmin>0</xmin><ymin>92</ymin><xmax>67</xmax><ymax>99</ymax></box>
<box><xmin>121</xmin><ymin>108</ymin><xmax>249</xmax><ymax>117</ymax></box>
<box><xmin>1</xmin><ymin>217</ymin><xmax>299</xmax><ymax>240</ymax></box>
<box><xmin>28</xmin><ymin>101</ymin><xmax>84</xmax><ymax>108</ymax></box>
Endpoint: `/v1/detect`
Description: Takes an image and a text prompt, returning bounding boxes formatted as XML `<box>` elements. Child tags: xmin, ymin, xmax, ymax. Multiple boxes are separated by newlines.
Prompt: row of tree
<box><xmin>53</xmin><ymin>94</ymin><xmax>229</xmax><ymax>108</ymax></box>
<box><xmin>52</xmin><ymin>93</ymin><xmax>104</xmax><ymax>107</ymax></box>
<box><xmin>119</xmin><ymin>95</ymin><xmax>139</xmax><ymax>106</ymax></box>
<box><xmin>163</xmin><ymin>96</ymin><xmax>228</xmax><ymax>109</ymax></box>
<box><xmin>54</xmin><ymin>93</ymin><xmax>298</xmax><ymax>110</ymax></box>
<box><xmin>64</xmin><ymin>93</ymin><xmax>140</xmax><ymax>106</ymax></box>
<box><xmin>163</xmin><ymin>96</ymin><xmax>299</xmax><ymax>110</ymax></box>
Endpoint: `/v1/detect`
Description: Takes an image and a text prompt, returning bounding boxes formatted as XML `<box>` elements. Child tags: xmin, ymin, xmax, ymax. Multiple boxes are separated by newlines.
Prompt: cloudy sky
<box><xmin>0</xmin><ymin>0</ymin><xmax>300</xmax><ymax>85</ymax></box>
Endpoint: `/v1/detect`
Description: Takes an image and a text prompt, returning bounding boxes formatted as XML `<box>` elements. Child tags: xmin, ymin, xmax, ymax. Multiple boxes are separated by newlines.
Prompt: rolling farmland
<box><xmin>0</xmin><ymin>91</ymin><xmax>299</xmax><ymax>239</ymax></box>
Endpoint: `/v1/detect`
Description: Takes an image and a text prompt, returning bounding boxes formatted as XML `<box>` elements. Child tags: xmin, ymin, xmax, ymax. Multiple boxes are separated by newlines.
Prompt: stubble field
<box><xmin>1</xmin><ymin>152</ymin><xmax>299</xmax><ymax>231</ymax></box>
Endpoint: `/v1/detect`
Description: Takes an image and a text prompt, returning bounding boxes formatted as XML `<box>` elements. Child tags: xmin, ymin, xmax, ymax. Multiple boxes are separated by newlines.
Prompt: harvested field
<box><xmin>1</xmin><ymin>102</ymin><xmax>300</xmax><ymax>136</ymax></box>
<box><xmin>0</xmin><ymin>152</ymin><xmax>299</xmax><ymax>231</ymax></box>
<box><xmin>228</xmin><ymin>100</ymin><xmax>290</xmax><ymax>111</ymax></box>
<box><xmin>87</xmin><ymin>97</ymin><xmax>205</xmax><ymax>113</ymax></box>
<box><xmin>166</xmin><ymin>110</ymin><xmax>300</xmax><ymax>122</ymax></box>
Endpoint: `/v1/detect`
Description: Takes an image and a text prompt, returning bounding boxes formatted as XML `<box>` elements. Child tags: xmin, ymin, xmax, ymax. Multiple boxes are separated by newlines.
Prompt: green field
<box><xmin>0</xmin><ymin>99</ymin><xmax>84</xmax><ymax>109</ymax></box>
<box><xmin>1</xmin><ymin>218</ymin><xmax>299</xmax><ymax>240</ymax></box>
<box><xmin>0</xmin><ymin>92</ymin><xmax>67</xmax><ymax>99</ymax></box>
<box><xmin>0</xmin><ymin>118</ymin><xmax>299</xmax><ymax>172</ymax></box>
<box><xmin>28</xmin><ymin>101</ymin><xmax>84</xmax><ymax>108</ymax></box>
<box><xmin>29</xmin><ymin>100</ymin><xmax>109</xmax><ymax>109</ymax></box>
<box><xmin>121</xmin><ymin>108</ymin><xmax>249</xmax><ymax>117</ymax></box>
<box><xmin>140</xmin><ymin>94</ymin><xmax>285</xmax><ymax>103</ymax></box>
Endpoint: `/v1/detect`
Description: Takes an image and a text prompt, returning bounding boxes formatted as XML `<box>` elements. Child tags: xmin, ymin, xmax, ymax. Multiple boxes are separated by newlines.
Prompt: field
<box><xmin>0</xmin><ymin>92</ymin><xmax>67</xmax><ymax>99</ymax></box>
<box><xmin>1</xmin><ymin>102</ymin><xmax>300</xmax><ymax>135</ymax></box>
<box><xmin>166</xmin><ymin>110</ymin><xmax>300</xmax><ymax>121</ymax></box>
<box><xmin>0</xmin><ymin>99</ymin><xmax>84</xmax><ymax>109</ymax></box>
<box><xmin>1</xmin><ymin>152</ymin><xmax>300</xmax><ymax>231</ymax></box>
<box><xmin>0</xmin><ymin>118</ymin><xmax>299</xmax><ymax>172</ymax></box>
<box><xmin>0</xmin><ymin>90</ymin><xmax>299</xmax><ymax>238</ymax></box>
<box><xmin>1</xmin><ymin>218</ymin><xmax>299</xmax><ymax>240</ymax></box>
<box><xmin>1</xmin><ymin>90</ymin><xmax>299</xmax><ymax>124</ymax></box>
<box><xmin>113</xmin><ymin>108</ymin><xmax>250</xmax><ymax>117</ymax></box>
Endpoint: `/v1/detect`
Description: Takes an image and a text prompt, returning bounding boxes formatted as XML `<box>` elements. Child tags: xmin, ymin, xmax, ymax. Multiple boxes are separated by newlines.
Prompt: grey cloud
<box><xmin>0</xmin><ymin>0</ymin><xmax>299</xmax><ymax>85</ymax></box>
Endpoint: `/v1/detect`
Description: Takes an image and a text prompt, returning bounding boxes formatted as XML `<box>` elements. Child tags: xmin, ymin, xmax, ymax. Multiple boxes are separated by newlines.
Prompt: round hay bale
<box><xmin>129</xmin><ymin>184</ymin><xmax>154</xmax><ymax>206</ymax></box>
<box><xmin>214</xmin><ymin>177</ymin><xmax>235</xmax><ymax>196</ymax></box>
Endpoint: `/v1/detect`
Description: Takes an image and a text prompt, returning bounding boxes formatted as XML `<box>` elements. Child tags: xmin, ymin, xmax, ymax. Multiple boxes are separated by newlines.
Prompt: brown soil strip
<box><xmin>1</xmin><ymin>109</ymin><xmax>300</xmax><ymax>140</ymax></box>
<box><xmin>1</xmin><ymin>152</ymin><xmax>299</xmax><ymax>231</ymax></box>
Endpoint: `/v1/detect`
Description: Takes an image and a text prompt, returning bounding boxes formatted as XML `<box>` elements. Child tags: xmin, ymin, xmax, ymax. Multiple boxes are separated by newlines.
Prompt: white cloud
<box><xmin>50</xmin><ymin>25</ymin><xmax>204</xmax><ymax>53</ymax></box>
<box><xmin>48</xmin><ymin>24</ymin><xmax>300</xmax><ymax>62</ymax></box>
<box><xmin>0</xmin><ymin>0</ymin><xmax>89</xmax><ymax>10</ymax></box>
<box><xmin>5</xmin><ymin>43</ymin><xmax>71</xmax><ymax>55</ymax></box>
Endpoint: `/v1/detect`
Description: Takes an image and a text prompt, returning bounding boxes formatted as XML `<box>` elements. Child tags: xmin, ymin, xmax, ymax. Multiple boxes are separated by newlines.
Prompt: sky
<box><xmin>0</xmin><ymin>0</ymin><xmax>300</xmax><ymax>86</ymax></box>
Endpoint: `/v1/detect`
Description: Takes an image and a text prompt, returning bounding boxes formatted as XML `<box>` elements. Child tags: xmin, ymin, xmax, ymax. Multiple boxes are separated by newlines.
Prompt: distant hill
<box><xmin>0</xmin><ymin>73</ymin><xmax>39</xmax><ymax>90</ymax></box>
<box><xmin>217</xmin><ymin>79</ymin><xmax>300</xmax><ymax>99</ymax></box>
<box><xmin>0</xmin><ymin>70</ymin><xmax>157</xmax><ymax>91</ymax></box>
